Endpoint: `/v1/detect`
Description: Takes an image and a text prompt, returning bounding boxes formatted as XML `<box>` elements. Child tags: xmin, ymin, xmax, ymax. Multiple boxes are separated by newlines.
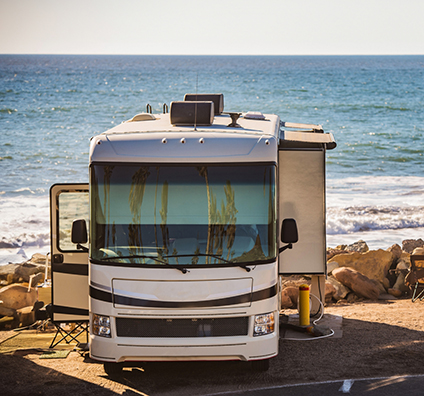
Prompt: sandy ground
<box><xmin>1</xmin><ymin>298</ymin><xmax>424</xmax><ymax>395</ymax></box>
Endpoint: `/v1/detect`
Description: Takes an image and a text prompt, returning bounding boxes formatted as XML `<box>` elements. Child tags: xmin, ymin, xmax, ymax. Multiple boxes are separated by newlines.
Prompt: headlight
<box><xmin>253</xmin><ymin>312</ymin><xmax>275</xmax><ymax>336</ymax></box>
<box><xmin>92</xmin><ymin>314</ymin><xmax>111</xmax><ymax>338</ymax></box>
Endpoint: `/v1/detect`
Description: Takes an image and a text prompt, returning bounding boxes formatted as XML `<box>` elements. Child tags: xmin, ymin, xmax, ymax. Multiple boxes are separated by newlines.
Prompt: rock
<box><xmin>387</xmin><ymin>244</ymin><xmax>402</xmax><ymax>264</ymax></box>
<box><xmin>345</xmin><ymin>240</ymin><xmax>369</xmax><ymax>253</ymax></box>
<box><xmin>387</xmin><ymin>268</ymin><xmax>409</xmax><ymax>297</ymax></box>
<box><xmin>328</xmin><ymin>249</ymin><xmax>393</xmax><ymax>292</ymax></box>
<box><xmin>326</xmin><ymin>248</ymin><xmax>348</xmax><ymax>261</ymax></box>
<box><xmin>388</xmin><ymin>287</ymin><xmax>403</xmax><ymax>297</ymax></box>
<box><xmin>0</xmin><ymin>305</ymin><xmax>16</xmax><ymax>317</ymax></box>
<box><xmin>332</xmin><ymin>267</ymin><xmax>380</xmax><ymax>300</ymax></box>
<box><xmin>0</xmin><ymin>284</ymin><xmax>38</xmax><ymax>311</ymax></box>
<box><xmin>284</xmin><ymin>286</ymin><xmax>299</xmax><ymax>308</ymax></box>
<box><xmin>346</xmin><ymin>292</ymin><xmax>361</xmax><ymax>303</ymax></box>
<box><xmin>397</xmin><ymin>253</ymin><xmax>411</xmax><ymax>271</ymax></box>
<box><xmin>0</xmin><ymin>264</ymin><xmax>20</xmax><ymax>283</ymax></box>
<box><xmin>28</xmin><ymin>253</ymin><xmax>47</xmax><ymax>265</ymax></box>
<box><xmin>0</xmin><ymin>262</ymin><xmax>45</xmax><ymax>285</ymax></box>
<box><xmin>15</xmin><ymin>262</ymin><xmax>46</xmax><ymax>283</ymax></box>
<box><xmin>281</xmin><ymin>288</ymin><xmax>294</xmax><ymax>309</ymax></box>
<box><xmin>16</xmin><ymin>306</ymin><xmax>35</xmax><ymax>327</ymax></box>
<box><xmin>327</xmin><ymin>261</ymin><xmax>339</xmax><ymax>275</ymax></box>
<box><xmin>382</xmin><ymin>277</ymin><xmax>390</xmax><ymax>291</ymax></box>
<box><xmin>325</xmin><ymin>281</ymin><xmax>336</xmax><ymax>303</ymax></box>
<box><xmin>326</xmin><ymin>276</ymin><xmax>351</xmax><ymax>300</ymax></box>
<box><xmin>402</xmin><ymin>239</ymin><xmax>424</xmax><ymax>254</ymax></box>
<box><xmin>412</xmin><ymin>247</ymin><xmax>424</xmax><ymax>255</ymax></box>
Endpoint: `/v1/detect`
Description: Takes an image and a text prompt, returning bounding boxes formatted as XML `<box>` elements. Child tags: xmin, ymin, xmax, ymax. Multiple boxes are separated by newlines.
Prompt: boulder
<box><xmin>387</xmin><ymin>244</ymin><xmax>402</xmax><ymax>265</ymax></box>
<box><xmin>387</xmin><ymin>288</ymin><xmax>403</xmax><ymax>298</ymax></box>
<box><xmin>0</xmin><ymin>284</ymin><xmax>38</xmax><ymax>311</ymax></box>
<box><xmin>345</xmin><ymin>240</ymin><xmax>369</xmax><ymax>253</ymax></box>
<box><xmin>412</xmin><ymin>247</ymin><xmax>424</xmax><ymax>255</ymax></box>
<box><xmin>326</xmin><ymin>248</ymin><xmax>348</xmax><ymax>261</ymax></box>
<box><xmin>346</xmin><ymin>292</ymin><xmax>361</xmax><ymax>303</ymax></box>
<box><xmin>281</xmin><ymin>288</ymin><xmax>294</xmax><ymax>309</ymax></box>
<box><xmin>325</xmin><ymin>282</ymin><xmax>336</xmax><ymax>303</ymax></box>
<box><xmin>326</xmin><ymin>275</ymin><xmax>350</xmax><ymax>300</ymax></box>
<box><xmin>402</xmin><ymin>239</ymin><xmax>424</xmax><ymax>254</ymax></box>
<box><xmin>397</xmin><ymin>253</ymin><xmax>411</xmax><ymax>271</ymax></box>
<box><xmin>0</xmin><ymin>305</ymin><xmax>15</xmax><ymax>317</ymax></box>
<box><xmin>284</xmin><ymin>286</ymin><xmax>299</xmax><ymax>308</ymax></box>
<box><xmin>332</xmin><ymin>267</ymin><xmax>380</xmax><ymax>300</ymax></box>
<box><xmin>0</xmin><ymin>262</ymin><xmax>45</xmax><ymax>285</ymax></box>
<box><xmin>28</xmin><ymin>253</ymin><xmax>47</xmax><ymax>265</ymax></box>
<box><xmin>328</xmin><ymin>249</ymin><xmax>393</xmax><ymax>291</ymax></box>
<box><xmin>16</xmin><ymin>306</ymin><xmax>35</xmax><ymax>327</ymax></box>
<box><xmin>327</xmin><ymin>261</ymin><xmax>339</xmax><ymax>275</ymax></box>
<box><xmin>389</xmin><ymin>270</ymin><xmax>409</xmax><ymax>295</ymax></box>
<box><xmin>0</xmin><ymin>264</ymin><xmax>20</xmax><ymax>283</ymax></box>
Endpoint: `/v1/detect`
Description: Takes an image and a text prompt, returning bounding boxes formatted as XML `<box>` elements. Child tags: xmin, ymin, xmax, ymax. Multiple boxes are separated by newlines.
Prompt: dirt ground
<box><xmin>1</xmin><ymin>298</ymin><xmax>424</xmax><ymax>396</ymax></box>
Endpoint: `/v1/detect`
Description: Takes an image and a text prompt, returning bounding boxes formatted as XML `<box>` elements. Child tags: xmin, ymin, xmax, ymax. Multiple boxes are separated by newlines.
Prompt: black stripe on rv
<box><xmin>52</xmin><ymin>263</ymin><xmax>88</xmax><ymax>276</ymax></box>
<box><xmin>89</xmin><ymin>284</ymin><xmax>277</xmax><ymax>308</ymax></box>
<box><xmin>52</xmin><ymin>305</ymin><xmax>89</xmax><ymax>316</ymax></box>
<box><xmin>90</xmin><ymin>286</ymin><xmax>113</xmax><ymax>303</ymax></box>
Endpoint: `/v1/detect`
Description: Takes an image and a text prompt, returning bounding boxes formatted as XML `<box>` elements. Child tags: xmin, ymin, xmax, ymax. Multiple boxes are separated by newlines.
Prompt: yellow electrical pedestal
<box><xmin>299</xmin><ymin>284</ymin><xmax>310</xmax><ymax>326</ymax></box>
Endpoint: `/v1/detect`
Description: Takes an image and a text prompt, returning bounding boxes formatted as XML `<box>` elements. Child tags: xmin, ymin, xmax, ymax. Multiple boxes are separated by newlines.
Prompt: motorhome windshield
<box><xmin>91</xmin><ymin>164</ymin><xmax>276</xmax><ymax>267</ymax></box>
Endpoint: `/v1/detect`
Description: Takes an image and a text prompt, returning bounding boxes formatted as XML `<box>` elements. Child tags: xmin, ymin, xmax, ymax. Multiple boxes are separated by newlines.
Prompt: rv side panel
<box><xmin>278</xmin><ymin>149</ymin><xmax>326</xmax><ymax>274</ymax></box>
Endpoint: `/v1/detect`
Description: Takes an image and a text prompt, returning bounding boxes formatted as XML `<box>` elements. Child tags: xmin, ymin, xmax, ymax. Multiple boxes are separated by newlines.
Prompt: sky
<box><xmin>0</xmin><ymin>0</ymin><xmax>424</xmax><ymax>56</ymax></box>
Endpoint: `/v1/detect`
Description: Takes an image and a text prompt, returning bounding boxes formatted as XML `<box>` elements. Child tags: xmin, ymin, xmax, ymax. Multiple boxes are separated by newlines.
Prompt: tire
<box><xmin>103</xmin><ymin>362</ymin><xmax>123</xmax><ymax>376</ymax></box>
<box><xmin>251</xmin><ymin>359</ymin><xmax>270</xmax><ymax>372</ymax></box>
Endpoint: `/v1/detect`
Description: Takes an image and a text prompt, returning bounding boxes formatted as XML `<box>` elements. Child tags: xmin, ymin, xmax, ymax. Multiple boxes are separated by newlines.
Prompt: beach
<box><xmin>1</xmin><ymin>298</ymin><xmax>424</xmax><ymax>395</ymax></box>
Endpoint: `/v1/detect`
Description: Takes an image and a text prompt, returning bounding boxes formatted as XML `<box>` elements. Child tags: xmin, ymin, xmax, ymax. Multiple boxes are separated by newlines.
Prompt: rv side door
<box><xmin>50</xmin><ymin>184</ymin><xmax>89</xmax><ymax>322</ymax></box>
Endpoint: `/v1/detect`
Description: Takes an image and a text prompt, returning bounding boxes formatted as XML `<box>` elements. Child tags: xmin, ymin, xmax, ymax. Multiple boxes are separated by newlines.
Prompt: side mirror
<box><xmin>71</xmin><ymin>219</ymin><xmax>88</xmax><ymax>252</ymax></box>
<box><xmin>281</xmin><ymin>218</ymin><xmax>298</xmax><ymax>244</ymax></box>
<box><xmin>279</xmin><ymin>218</ymin><xmax>298</xmax><ymax>253</ymax></box>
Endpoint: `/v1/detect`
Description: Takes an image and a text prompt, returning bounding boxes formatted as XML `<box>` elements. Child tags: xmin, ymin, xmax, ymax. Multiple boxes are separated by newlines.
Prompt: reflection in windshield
<box><xmin>91</xmin><ymin>164</ymin><xmax>276</xmax><ymax>266</ymax></box>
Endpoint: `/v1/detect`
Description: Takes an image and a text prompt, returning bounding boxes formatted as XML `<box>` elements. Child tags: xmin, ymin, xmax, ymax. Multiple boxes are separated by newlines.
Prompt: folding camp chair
<box><xmin>45</xmin><ymin>304</ymin><xmax>89</xmax><ymax>348</ymax></box>
<box><xmin>405</xmin><ymin>254</ymin><xmax>424</xmax><ymax>302</ymax></box>
<box><xmin>49</xmin><ymin>321</ymin><xmax>89</xmax><ymax>349</ymax></box>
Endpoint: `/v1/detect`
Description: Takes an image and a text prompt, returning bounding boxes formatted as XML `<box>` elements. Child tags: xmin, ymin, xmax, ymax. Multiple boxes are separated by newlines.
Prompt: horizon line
<box><xmin>1</xmin><ymin>53</ymin><xmax>424</xmax><ymax>57</ymax></box>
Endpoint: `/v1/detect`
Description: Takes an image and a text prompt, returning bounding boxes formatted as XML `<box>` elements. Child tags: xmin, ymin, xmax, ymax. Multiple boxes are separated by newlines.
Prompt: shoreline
<box><xmin>2</xmin><ymin>228</ymin><xmax>424</xmax><ymax>266</ymax></box>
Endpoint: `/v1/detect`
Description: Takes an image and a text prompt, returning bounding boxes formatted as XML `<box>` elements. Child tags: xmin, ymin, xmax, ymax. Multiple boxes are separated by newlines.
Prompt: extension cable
<box><xmin>281</xmin><ymin>292</ymin><xmax>335</xmax><ymax>341</ymax></box>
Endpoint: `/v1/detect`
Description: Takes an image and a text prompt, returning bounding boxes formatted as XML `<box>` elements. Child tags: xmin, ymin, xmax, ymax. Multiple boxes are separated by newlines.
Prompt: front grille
<box><xmin>116</xmin><ymin>317</ymin><xmax>249</xmax><ymax>338</ymax></box>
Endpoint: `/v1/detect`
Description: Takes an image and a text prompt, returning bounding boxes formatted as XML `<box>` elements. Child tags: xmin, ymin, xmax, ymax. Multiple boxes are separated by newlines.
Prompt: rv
<box><xmin>49</xmin><ymin>94</ymin><xmax>336</xmax><ymax>373</ymax></box>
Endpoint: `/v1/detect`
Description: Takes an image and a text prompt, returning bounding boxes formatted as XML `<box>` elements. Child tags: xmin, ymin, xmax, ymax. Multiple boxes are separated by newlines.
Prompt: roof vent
<box><xmin>126</xmin><ymin>113</ymin><xmax>156</xmax><ymax>122</ymax></box>
<box><xmin>184</xmin><ymin>93</ymin><xmax>224</xmax><ymax>115</ymax></box>
<box><xmin>170</xmin><ymin>101</ymin><xmax>215</xmax><ymax>126</ymax></box>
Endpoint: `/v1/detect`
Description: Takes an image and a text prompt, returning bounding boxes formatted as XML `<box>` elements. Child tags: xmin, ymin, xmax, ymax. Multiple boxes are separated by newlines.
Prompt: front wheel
<box><xmin>104</xmin><ymin>362</ymin><xmax>123</xmax><ymax>377</ymax></box>
<box><xmin>251</xmin><ymin>359</ymin><xmax>270</xmax><ymax>372</ymax></box>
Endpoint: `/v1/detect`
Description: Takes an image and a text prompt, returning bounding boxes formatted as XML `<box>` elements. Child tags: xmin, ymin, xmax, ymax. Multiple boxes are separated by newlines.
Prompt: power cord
<box><xmin>281</xmin><ymin>292</ymin><xmax>335</xmax><ymax>341</ymax></box>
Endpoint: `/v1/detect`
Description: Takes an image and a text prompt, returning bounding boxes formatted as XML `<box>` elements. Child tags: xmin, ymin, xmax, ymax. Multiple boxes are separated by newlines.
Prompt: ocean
<box><xmin>1</xmin><ymin>55</ymin><xmax>424</xmax><ymax>264</ymax></box>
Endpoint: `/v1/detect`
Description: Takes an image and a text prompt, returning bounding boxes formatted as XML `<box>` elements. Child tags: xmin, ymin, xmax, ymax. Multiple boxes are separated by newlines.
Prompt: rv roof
<box><xmin>101</xmin><ymin>112</ymin><xmax>280</xmax><ymax>138</ymax></box>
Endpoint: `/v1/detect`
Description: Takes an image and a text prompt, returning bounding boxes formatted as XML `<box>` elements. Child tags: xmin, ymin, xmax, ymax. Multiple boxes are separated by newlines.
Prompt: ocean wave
<box><xmin>0</xmin><ymin>232</ymin><xmax>49</xmax><ymax>249</ymax></box>
<box><xmin>327</xmin><ymin>205</ymin><xmax>424</xmax><ymax>235</ymax></box>
<box><xmin>4</xmin><ymin>187</ymin><xmax>47</xmax><ymax>195</ymax></box>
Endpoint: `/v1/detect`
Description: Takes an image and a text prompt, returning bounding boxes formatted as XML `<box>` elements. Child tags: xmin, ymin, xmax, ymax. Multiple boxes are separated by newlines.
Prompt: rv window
<box><xmin>58</xmin><ymin>191</ymin><xmax>89</xmax><ymax>252</ymax></box>
<box><xmin>90</xmin><ymin>164</ymin><xmax>276</xmax><ymax>267</ymax></box>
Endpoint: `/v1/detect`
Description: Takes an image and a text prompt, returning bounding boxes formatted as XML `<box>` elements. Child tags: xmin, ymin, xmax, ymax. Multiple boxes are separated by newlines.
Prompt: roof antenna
<box><xmin>194</xmin><ymin>73</ymin><xmax>198</xmax><ymax>131</ymax></box>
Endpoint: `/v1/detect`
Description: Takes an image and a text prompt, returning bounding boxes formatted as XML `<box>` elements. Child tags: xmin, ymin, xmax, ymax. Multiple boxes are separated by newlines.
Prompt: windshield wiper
<box><xmin>100</xmin><ymin>255</ymin><xmax>189</xmax><ymax>273</ymax></box>
<box><xmin>164</xmin><ymin>253</ymin><xmax>252</xmax><ymax>272</ymax></box>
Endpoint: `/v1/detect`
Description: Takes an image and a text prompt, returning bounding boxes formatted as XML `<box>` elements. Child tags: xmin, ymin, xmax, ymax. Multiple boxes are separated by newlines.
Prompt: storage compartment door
<box><xmin>278</xmin><ymin>150</ymin><xmax>326</xmax><ymax>274</ymax></box>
